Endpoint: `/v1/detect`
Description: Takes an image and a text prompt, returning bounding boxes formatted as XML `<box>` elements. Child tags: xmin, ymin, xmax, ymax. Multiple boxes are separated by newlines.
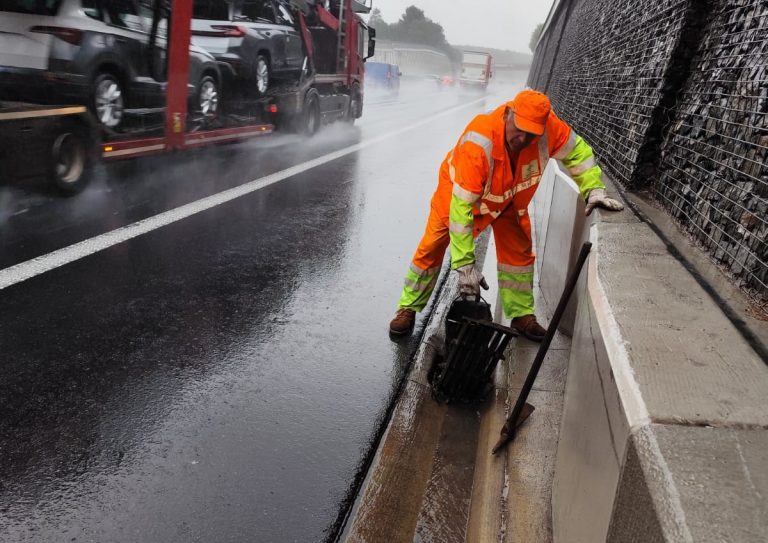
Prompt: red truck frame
<box><xmin>102</xmin><ymin>0</ymin><xmax>374</xmax><ymax>161</ymax></box>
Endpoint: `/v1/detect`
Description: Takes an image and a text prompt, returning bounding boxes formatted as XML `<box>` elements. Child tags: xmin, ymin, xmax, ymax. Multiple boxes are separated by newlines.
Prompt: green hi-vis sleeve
<box><xmin>561</xmin><ymin>135</ymin><xmax>605</xmax><ymax>199</ymax></box>
<box><xmin>449</xmin><ymin>193</ymin><xmax>475</xmax><ymax>269</ymax></box>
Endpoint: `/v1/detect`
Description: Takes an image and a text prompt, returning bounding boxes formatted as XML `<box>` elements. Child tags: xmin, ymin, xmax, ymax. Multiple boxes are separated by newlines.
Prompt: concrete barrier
<box><xmin>533</xmin><ymin>163</ymin><xmax>768</xmax><ymax>542</ymax></box>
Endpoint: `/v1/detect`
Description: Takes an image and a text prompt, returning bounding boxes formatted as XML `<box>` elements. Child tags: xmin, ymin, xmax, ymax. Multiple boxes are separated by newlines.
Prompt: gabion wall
<box><xmin>530</xmin><ymin>0</ymin><xmax>767</xmax><ymax>305</ymax></box>
<box><xmin>655</xmin><ymin>1</ymin><xmax>767</xmax><ymax>302</ymax></box>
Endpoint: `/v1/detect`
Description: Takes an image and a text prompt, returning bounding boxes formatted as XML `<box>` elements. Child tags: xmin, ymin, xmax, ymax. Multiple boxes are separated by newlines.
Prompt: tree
<box><xmin>368</xmin><ymin>7</ymin><xmax>386</xmax><ymax>29</ymax></box>
<box><xmin>367</xmin><ymin>7</ymin><xmax>392</xmax><ymax>39</ymax></box>
<box><xmin>529</xmin><ymin>23</ymin><xmax>544</xmax><ymax>52</ymax></box>
<box><xmin>391</xmin><ymin>6</ymin><xmax>450</xmax><ymax>51</ymax></box>
<box><xmin>367</xmin><ymin>5</ymin><xmax>458</xmax><ymax>67</ymax></box>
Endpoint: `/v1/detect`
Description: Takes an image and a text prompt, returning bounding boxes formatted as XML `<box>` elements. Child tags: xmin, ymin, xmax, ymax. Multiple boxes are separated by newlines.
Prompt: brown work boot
<box><xmin>389</xmin><ymin>309</ymin><xmax>416</xmax><ymax>336</ymax></box>
<box><xmin>511</xmin><ymin>314</ymin><xmax>547</xmax><ymax>342</ymax></box>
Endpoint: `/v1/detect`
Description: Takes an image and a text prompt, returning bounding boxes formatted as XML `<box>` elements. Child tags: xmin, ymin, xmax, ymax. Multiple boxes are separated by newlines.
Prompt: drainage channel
<box><xmin>324</xmin><ymin>257</ymin><xmax>453</xmax><ymax>542</ymax></box>
<box><xmin>329</xmin><ymin>233</ymin><xmax>492</xmax><ymax>542</ymax></box>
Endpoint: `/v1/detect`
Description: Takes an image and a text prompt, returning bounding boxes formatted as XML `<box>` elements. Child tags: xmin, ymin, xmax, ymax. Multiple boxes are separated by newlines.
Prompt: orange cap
<box><xmin>509</xmin><ymin>90</ymin><xmax>551</xmax><ymax>136</ymax></box>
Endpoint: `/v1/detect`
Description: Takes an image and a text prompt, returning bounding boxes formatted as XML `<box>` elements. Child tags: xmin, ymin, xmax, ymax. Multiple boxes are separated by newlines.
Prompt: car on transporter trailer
<box><xmin>0</xmin><ymin>0</ymin><xmax>222</xmax><ymax>130</ymax></box>
<box><xmin>191</xmin><ymin>0</ymin><xmax>305</xmax><ymax>99</ymax></box>
<box><xmin>1</xmin><ymin>0</ymin><xmax>375</xmax><ymax>197</ymax></box>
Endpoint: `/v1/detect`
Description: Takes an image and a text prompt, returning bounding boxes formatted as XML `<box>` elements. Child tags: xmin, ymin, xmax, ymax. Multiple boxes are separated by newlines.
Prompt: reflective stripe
<box><xmin>499</xmin><ymin>279</ymin><xmax>533</xmax><ymax>291</ymax></box>
<box><xmin>483</xmin><ymin>192</ymin><xmax>508</xmax><ymax>203</ymax></box>
<box><xmin>538</xmin><ymin>132</ymin><xmax>549</xmax><ymax>167</ymax></box>
<box><xmin>513</xmin><ymin>176</ymin><xmax>540</xmax><ymax>196</ymax></box>
<box><xmin>518</xmin><ymin>209</ymin><xmax>526</xmax><ymax>216</ymax></box>
<box><xmin>449</xmin><ymin>221</ymin><xmax>473</xmax><ymax>234</ymax></box>
<box><xmin>498</xmin><ymin>263</ymin><xmax>534</xmax><ymax>274</ymax></box>
<box><xmin>460</xmin><ymin>130</ymin><xmax>495</xmax><ymax>192</ymax></box>
<box><xmin>569</xmin><ymin>156</ymin><xmax>597</xmax><ymax>176</ymax></box>
<box><xmin>481</xmin><ymin>132</ymin><xmax>548</xmax><ymax>204</ymax></box>
<box><xmin>460</xmin><ymin>131</ymin><xmax>493</xmax><ymax>167</ymax></box>
<box><xmin>552</xmin><ymin>129</ymin><xmax>578</xmax><ymax>160</ymax></box>
<box><xmin>448</xmin><ymin>151</ymin><xmax>456</xmax><ymax>183</ymax></box>
<box><xmin>482</xmin><ymin>174</ymin><xmax>543</xmax><ymax>203</ymax></box>
<box><xmin>478</xmin><ymin>203</ymin><xmax>500</xmax><ymax>218</ymax></box>
<box><xmin>445</xmin><ymin>130</ymin><xmax>496</xmax><ymax>202</ymax></box>
<box><xmin>404</xmin><ymin>277</ymin><xmax>436</xmax><ymax>293</ymax></box>
<box><xmin>409</xmin><ymin>263</ymin><xmax>441</xmax><ymax>277</ymax></box>
<box><xmin>478</xmin><ymin>202</ymin><xmax>501</xmax><ymax>217</ymax></box>
<box><xmin>452</xmin><ymin>183</ymin><xmax>480</xmax><ymax>203</ymax></box>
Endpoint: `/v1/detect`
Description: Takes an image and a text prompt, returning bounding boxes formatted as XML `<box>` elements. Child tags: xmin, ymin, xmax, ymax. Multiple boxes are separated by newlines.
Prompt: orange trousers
<box><xmin>400</xmin><ymin>190</ymin><xmax>536</xmax><ymax>318</ymax></box>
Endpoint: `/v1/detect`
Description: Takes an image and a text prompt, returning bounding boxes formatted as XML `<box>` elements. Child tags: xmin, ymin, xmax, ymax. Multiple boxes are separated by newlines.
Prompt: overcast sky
<box><xmin>373</xmin><ymin>0</ymin><xmax>554</xmax><ymax>53</ymax></box>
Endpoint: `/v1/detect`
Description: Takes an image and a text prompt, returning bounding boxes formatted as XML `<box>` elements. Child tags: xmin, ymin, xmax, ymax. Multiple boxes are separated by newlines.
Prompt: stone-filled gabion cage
<box><xmin>529</xmin><ymin>0</ymin><xmax>767</xmax><ymax>308</ymax></box>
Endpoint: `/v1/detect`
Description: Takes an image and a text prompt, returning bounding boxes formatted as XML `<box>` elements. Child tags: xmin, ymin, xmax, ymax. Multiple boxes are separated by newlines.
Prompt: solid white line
<box><xmin>0</xmin><ymin>97</ymin><xmax>486</xmax><ymax>291</ymax></box>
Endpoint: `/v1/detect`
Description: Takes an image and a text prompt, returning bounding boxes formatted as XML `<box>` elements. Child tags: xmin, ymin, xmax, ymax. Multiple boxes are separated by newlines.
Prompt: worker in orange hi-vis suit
<box><xmin>389</xmin><ymin>90</ymin><xmax>624</xmax><ymax>340</ymax></box>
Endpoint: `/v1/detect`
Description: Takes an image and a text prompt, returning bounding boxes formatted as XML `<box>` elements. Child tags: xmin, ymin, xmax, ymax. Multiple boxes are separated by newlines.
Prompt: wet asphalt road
<box><xmin>0</xmin><ymin>81</ymin><xmax>518</xmax><ymax>542</ymax></box>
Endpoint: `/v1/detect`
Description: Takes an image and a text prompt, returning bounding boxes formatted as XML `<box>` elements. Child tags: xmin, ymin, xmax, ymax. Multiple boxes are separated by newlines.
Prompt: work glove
<box><xmin>585</xmin><ymin>188</ymin><xmax>625</xmax><ymax>216</ymax></box>
<box><xmin>456</xmin><ymin>264</ymin><xmax>490</xmax><ymax>298</ymax></box>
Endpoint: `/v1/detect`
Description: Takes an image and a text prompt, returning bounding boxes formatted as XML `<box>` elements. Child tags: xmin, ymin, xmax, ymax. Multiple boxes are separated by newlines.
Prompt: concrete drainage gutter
<box><xmin>339</xmin><ymin>234</ymin><xmax>492</xmax><ymax>543</ymax></box>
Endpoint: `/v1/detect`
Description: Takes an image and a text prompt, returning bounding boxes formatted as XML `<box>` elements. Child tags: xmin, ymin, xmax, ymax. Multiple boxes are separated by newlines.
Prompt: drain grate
<box><xmin>431</xmin><ymin>317</ymin><xmax>517</xmax><ymax>404</ymax></box>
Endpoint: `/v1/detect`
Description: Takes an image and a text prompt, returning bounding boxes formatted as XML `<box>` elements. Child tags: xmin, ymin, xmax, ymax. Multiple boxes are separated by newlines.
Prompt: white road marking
<box><xmin>0</xmin><ymin>97</ymin><xmax>486</xmax><ymax>291</ymax></box>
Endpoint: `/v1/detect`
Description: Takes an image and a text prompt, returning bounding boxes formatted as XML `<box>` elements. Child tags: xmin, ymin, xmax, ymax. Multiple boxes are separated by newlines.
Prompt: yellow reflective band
<box><xmin>499</xmin><ymin>279</ymin><xmax>533</xmax><ymax>291</ymax></box>
<box><xmin>452</xmin><ymin>183</ymin><xmax>480</xmax><ymax>203</ymax></box>
<box><xmin>569</xmin><ymin>156</ymin><xmax>597</xmax><ymax>176</ymax></box>
<box><xmin>404</xmin><ymin>276</ymin><xmax>436</xmax><ymax>292</ymax></box>
<box><xmin>449</xmin><ymin>221</ymin><xmax>473</xmax><ymax>234</ymax></box>
<box><xmin>553</xmin><ymin>129</ymin><xmax>578</xmax><ymax>160</ymax></box>
<box><xmin>498</xmin><ymin>263</ymin><xmax>535</xmax><ymax>274</ymax></box>
<box><xmin>409</xmin><ymin>263</ymin><xmax>441</xmax><ymax>277</ymax></box>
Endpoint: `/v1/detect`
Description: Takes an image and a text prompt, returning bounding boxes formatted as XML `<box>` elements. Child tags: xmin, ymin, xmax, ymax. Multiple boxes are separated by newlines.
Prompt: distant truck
<box><xmin>459</xmin><ymin>51</ymin><xmax>493</xmax><ymax>91</ymax></box>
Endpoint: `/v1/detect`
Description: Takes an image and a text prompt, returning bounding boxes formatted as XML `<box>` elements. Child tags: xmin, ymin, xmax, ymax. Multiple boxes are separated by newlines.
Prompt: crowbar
<box><xmin>492</xmin><ymin>241</ymin><xmax>592</xmax><ymax>455</ymax></box>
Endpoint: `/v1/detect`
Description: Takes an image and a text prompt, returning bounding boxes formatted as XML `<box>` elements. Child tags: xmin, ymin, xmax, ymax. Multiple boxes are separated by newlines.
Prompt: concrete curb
<box><xmin>547</xmin><ymin>167</ymin><xmax>768</xmax><ymax>542</ymax></box>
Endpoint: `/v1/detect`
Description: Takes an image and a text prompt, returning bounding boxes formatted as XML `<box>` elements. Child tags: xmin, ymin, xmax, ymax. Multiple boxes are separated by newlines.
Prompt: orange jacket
<box><xmin>437</xmin><ymin>103</ymin><xmax>577</xmax><ymax>218</ymax></box>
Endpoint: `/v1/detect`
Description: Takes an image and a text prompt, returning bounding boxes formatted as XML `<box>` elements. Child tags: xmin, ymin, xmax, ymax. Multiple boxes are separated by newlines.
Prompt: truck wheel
<box><xmin>303</xmin><ymin>96</ymin><xmax>320</xmax><ymax>136</ymax></box>
<box><xmin>345</xmin><ymin>87</ymin><xmax>361</xmax><ymax>125</ymax></box>
<box><xmin>255</xmin><ymin>55</ymin><xmax>270</xmax><ymax>96</ymax></box>
<box><xmin>93</xmin><ymin>72</ymin><xmax>125</xmax><ymax>129</ymax></box>
<box><xmin>49</xmin><ymin>127</ymin><xmax>91</xmax><ymax>195</ymax></box>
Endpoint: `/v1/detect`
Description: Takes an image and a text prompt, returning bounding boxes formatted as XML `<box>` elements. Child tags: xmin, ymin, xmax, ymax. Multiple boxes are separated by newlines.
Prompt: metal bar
<box><xmin>165</xmin><ymin>0</ymin><xmax>193</xmax><ymax>149</ymax></box>
<box><xmin>492</xmin><ymin>242</ymin><xmax>592</xmax><ymax>454</ymax></box>
<box><xmin>0</xmin><ymin>106</ymin><xmax>86</xmax><ymax>121</ymax></box>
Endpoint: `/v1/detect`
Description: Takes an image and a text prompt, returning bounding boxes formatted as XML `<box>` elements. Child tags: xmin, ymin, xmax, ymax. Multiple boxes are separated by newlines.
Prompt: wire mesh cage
<box><xmin>655</xmin><ymin>1</ymin><xmax>768</xmax><ymax>308</ymax></box>
<box><xmin>529</xmin><ymin>0</ymin><xmax>767</xmax><ymax>310</ymax></box>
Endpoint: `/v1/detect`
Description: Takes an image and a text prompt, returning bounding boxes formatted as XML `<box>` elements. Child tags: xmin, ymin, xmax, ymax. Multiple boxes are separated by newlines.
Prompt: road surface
<box><xmin>0</xmin><ymin>81</ymin><xmax>520</xmax><ymax>542</ymax></box>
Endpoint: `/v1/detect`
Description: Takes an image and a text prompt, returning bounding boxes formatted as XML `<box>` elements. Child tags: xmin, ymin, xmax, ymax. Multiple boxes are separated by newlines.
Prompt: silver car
<box><xmin>0</xmin><ymin>0</ymin><xmax>222</xmax><ymax>129</ymax></box>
